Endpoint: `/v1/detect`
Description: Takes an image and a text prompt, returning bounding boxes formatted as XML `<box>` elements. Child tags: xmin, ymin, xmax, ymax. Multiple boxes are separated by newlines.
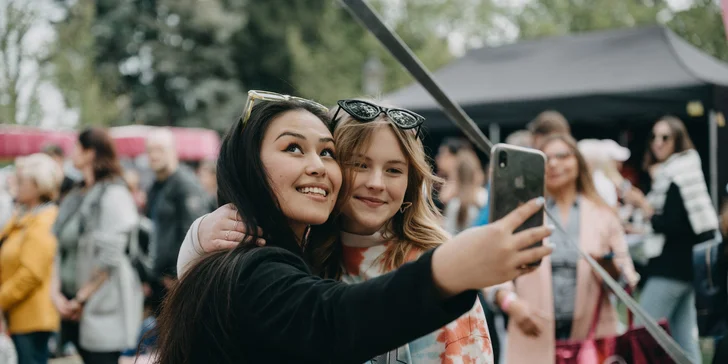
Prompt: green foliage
<box><xmin>668</xmin><ymin>0</ymin><xmax>728</xmax><ymax>62</ymax></box>
<box><xmin>50</xmin><ymin>0</ymin><xmax>119</xmax><ymax>126</ymax></box>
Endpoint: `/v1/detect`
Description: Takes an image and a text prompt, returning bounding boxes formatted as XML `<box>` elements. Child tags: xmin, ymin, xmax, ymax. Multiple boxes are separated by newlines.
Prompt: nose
<box><xmin>305</xmin><ymin>154</ymin><xmax>326</xmax><ymax>177</ymax></box>
<box><xmin>547</xmin><ymin>157</ymin><xmax>559</xmax><ymax>168</ymax></box>
<box><xmin>365</xmin><ymin>169</ymin><xmax>385</xmax><ymax>191</ymax></box>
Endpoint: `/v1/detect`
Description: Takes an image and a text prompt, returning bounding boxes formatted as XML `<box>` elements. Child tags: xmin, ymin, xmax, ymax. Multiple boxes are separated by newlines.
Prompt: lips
<box><xmin>355</xmin><ymin>196</ymin><xmax>386</xmax><ymax>208</ymax></box>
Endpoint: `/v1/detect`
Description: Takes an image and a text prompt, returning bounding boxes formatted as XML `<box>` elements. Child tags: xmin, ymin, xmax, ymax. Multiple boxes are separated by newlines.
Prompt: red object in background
<box><xmin>0</xmin><ymin>125</ymin><xmax>76</xmax><ymax>160</ymax></box>
<box><xmin>109</xmin><ymin>125</ymin><xmax>220</xmax><ymax>161</ymax></box>
<box><xmin>0</xmin><ymin>125</ymin><xmax>221</xmax><ymax>162</ymax></box>
<box><xmin>723</xmin><ymin>0</ymin><xmax>728</xmax><ymax>40</ymax></box>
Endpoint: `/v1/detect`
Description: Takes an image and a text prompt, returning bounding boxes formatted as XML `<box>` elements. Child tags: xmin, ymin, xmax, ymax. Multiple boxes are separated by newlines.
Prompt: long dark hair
<box><xmin>642</xmin><ymin>115</ymin><xmax>695</xmax><ymax>171</ymax></box>
<box><xmin>78</xmin><ymin>128</ymin><xmax>122</xmax><ymax>182</ymax></box>
<box><xmin>153</xmin><ymin>100</ymin><xmax>339</xmax><ymax>364</ymax></box>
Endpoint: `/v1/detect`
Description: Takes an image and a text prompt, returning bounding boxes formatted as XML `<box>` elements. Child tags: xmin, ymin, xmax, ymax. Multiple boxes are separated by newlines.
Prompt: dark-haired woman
<box><xmin>51</xmin><ymin>128</ymin><xmax>142</xmax><ymax>364</ymax></box>
<box><xmin>640</xmin><ymin>116</ymin><xmax>720</xmax><ymax>363</ymax></box>
<box><xmin>154</xmin><ymin>92</ymin><xmax>552</xmax><ymax>364</ymax></box>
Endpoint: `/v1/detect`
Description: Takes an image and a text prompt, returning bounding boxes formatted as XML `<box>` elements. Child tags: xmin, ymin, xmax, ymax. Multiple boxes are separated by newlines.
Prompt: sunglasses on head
<box><xmin>240</xmin><ymin>90</ymin><xmax>329</xmax><ymax>129</ymax></box>
<box><xmin>332</xmin><ymin>99</ymin><xmax>425</xmax><ymax>138</ymax></box>
<box><xmin>650</xmin><ymin>133</ymin><xmax>672</xmax><ymax>143</ymax></box>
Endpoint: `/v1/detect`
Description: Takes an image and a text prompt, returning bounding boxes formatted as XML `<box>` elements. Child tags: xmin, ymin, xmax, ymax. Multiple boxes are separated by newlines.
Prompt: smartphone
<box><xmin>488</xmin><ymin>143</ymin><xmax>546</xmax><ymax>267</ymax></box>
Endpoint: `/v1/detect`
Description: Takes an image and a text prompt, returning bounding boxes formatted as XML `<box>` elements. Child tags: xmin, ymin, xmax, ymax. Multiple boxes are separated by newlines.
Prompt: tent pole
<box><xmin>489</xmin><ymin>123</ymin><xmax>501</xmax><ymax>144</ymax></box>
<box><xmin>710</xmin><ymin>110</ymin><xmax>719</xmax><ymax>211</ymax></box>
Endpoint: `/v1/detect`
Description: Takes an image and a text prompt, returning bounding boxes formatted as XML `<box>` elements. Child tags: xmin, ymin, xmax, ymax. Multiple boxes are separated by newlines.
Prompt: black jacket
<box><xmin>648</xmin><ymin>182</ymin><xmax>715</xmax><ymax>282</ymax></box>
<box><xmin>146</xmin><ymin>166</ymin><xmax>210</xmax><ymax>279</ymax></box>
<box><xmin>198</xmin><ymin>246</ymin><xmax>477</xmax><ymax>363</ymax></box>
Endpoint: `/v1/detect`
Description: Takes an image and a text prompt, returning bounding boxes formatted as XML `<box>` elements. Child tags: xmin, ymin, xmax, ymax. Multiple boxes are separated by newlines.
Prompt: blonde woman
<box><xmin>489</xmin><ymin>134</ymin><xmax>638</xmax><ymax>364</ymax></box>
<box><xmin>0</xmin><ymin>153</ymin><xmax>62</xmax><ymax>364</ymax></box>
<box><xmin>178</xmin><ymin>98</ymin><xmax>521</xmax><ymax>363</ymax></box>
<box><xmin>442</xmin><ymin>149</ymin><xmax>487</xmax><ymax>235</ymax></box>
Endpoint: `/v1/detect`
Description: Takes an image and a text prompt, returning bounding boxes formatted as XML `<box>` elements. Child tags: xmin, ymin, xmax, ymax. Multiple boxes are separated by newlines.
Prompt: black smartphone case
<box><xmin>488</xmin><ymin>143</ymin><xmax>546</xmax><ymax>266</ymax></box>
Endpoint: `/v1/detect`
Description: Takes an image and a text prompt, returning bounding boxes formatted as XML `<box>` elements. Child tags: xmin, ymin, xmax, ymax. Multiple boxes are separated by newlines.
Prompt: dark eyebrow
<box><xmin>275</xmin><ymin>131</ymin><xmax>306</xmax><ymax>141</ymax></box>
<box><xmin>276</xmin><ymin>132</ymin><xmax>334</xmax><ymax>144</ymax></box>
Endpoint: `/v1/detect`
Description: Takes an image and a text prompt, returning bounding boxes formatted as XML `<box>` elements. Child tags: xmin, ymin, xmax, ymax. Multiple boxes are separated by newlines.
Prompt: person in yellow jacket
<box><xmin>0</xmin><ymin>153</ymin><xmax>63</xmax><ymax>364</ymax></box>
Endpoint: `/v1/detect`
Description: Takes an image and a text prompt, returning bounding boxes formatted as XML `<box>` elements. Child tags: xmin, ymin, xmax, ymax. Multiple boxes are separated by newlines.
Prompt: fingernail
<box><xmin>547</xmin><ymin>224</ymin><xmax>555</xmax><ymax>231</ymax></box>
<box><xmin>534</xmin><ymin>197</ymin><xmax>545</xmax><ymax>206</ymax></box>
<box><xmin>543</xmin><ymin>240</ymin><xmax>553</xmax><ymax>248</ymax></box>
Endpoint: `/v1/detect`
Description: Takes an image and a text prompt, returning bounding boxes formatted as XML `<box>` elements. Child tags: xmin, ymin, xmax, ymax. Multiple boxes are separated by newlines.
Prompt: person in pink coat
<box><xmin>489</xmin><ymin>134</ymin><xmax>639</xmax><ymax>364</ymax></box>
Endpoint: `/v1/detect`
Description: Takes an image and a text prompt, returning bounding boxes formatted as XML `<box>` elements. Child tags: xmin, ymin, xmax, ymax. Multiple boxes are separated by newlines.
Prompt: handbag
<box><xmin>692</xmin><ymin>235</ymin><xmax>727</xmax><ymax>337</ymax></box>
<box><xmin>555</xmin><ymin>288</ymin><xmax>675</xmax><ymax>364</ymax></box>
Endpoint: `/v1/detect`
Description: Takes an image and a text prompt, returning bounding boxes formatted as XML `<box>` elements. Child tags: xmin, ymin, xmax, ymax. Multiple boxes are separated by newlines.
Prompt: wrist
<box><xmin>431</xmin><ymin>245</ymin><xmax>466</xmax><ymax>298</ymax></box>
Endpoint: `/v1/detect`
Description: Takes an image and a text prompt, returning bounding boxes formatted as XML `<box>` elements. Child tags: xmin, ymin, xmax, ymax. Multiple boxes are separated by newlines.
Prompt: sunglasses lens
<box><xmin>388</xmin><ymin>109</ymin><xmax>420</xmax><ymax>128</ymax></box>
<box><xmin>346</xmin><ymin>101</ymin><xmax>380</xmax><ymax>119</ymax></box>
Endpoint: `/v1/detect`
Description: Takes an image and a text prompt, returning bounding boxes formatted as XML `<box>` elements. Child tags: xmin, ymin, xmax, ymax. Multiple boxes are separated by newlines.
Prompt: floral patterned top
<box><xmin>340</xmin><ymin>231</ymin><xmax>494</xmax><ymax>364</ymax></box>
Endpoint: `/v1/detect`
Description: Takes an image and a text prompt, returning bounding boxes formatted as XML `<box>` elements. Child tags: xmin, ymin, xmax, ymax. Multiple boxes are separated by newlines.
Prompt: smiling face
<box><xmin>260</xmin><ymin>109</ymin><xmax>342</xmax><ymax>233</ymax></box>
<box><xmin>340</xmin><ymin>126</ymin><xmax>409</xmax><ymax>235</ymax></box>
<box><xmin>542</xmin><ymin>139</ymin><xmax>579</xmax><ymax>194</ymax></box>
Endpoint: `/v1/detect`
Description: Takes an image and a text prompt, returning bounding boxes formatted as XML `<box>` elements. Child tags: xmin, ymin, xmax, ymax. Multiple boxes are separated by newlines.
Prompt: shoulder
<box><xmin>238</xmin><ymin>246</ymin><xmax>311</xmax><ymax>275</ymax></box>
<box><xmin>173</xmin><ymin>167</ymin><xmax>203</xmax><ymax>191</ymax></box>
<box><xmin>582</xmin><ymin>197</ymin><xmax>621</xmax><ymax>229</ymax></box>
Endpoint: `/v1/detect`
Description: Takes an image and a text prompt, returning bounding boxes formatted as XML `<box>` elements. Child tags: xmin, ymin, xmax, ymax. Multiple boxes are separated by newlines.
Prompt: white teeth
<box><xmin>297</xmin><ymin>187</ymin><xmax>328</xmax><ymax>197</ymax></box>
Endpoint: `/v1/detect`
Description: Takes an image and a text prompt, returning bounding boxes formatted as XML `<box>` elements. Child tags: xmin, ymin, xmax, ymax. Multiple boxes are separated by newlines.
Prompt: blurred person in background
<box><xmin>488</xmin><ymin>134</ymin><xmax>638</xmax><ymax>364</ymax></box>
<box><xmin>42</xmin><ymin>144</ymin><xmax>76</xmax><ymax>201</ymax></box>
<box><xmin>144</xmin><ymin>129</ymin><xmax>209</xmax><ymax>316</ymax></box>
<box><xmin>123</xmin><ymin>168</ymin><xmax>147</xmax><ymax>213</ymax></box>
<box><xmin>442</xmin><ymin>149</ymin><xmax>487</xmax><ymax>235</ymax></box>
<box><xmin>0</xmin><ymin>170</ymin><xmax>15</xmax><ymax>229</ymax></box>
<box><xmin>0</xmin><ymin>154</ymin><xmax>62</xmax><ymax>364</ymax></box>
<box><xmin>640</xmin><ymin>116</ymin><xmax>719</xmax><ymax>363</ymax></box>
<box><xmin>197</xmin><ymin>159</ymin><xmax>218</xmax><ymax>211</ymax></box>
<box><xmin>434</xmin><ymin>137</ymin><xmax>472</xmax><ymax>210</ymax></box>
<box><xmin>527</xmin><ymin>110</ymin><xmax>571</xmax><ymax>149</ymax></box>
<box><xmin>52</xmin><ymin>128</ymin><xmax>143</xmax><ymax>364</ymax></box>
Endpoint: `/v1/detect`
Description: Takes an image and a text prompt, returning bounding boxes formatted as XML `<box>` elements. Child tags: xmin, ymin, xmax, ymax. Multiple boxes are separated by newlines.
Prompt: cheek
<box><xmin>389</xmin><ymin>177</ymin><xmax>408</xmax><ymax>202</ymax></box>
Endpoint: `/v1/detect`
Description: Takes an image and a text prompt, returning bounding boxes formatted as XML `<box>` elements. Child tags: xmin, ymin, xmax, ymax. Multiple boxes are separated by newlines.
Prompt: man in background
<box><xmin>527</xmin><ymin>110</ymin><xmax>571</xmax><ymax>148</ymax></box>
<box><xmin>144</xmin><ymin>129</ymin><xmax>210</xmax><ymax>314</ymax></box>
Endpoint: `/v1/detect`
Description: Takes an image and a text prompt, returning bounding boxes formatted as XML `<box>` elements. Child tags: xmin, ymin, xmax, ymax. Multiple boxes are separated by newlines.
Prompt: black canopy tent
<box><xmin>384</xmin><ymin>25</ymin><xmax>728</xmax><ymax>204</ymax></box>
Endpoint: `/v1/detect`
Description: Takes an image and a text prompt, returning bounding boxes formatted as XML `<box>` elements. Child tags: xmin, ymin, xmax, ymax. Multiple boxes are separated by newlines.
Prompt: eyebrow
<box><xmin>353</xmin><ymin>154</ymin><xmax>407</xmax><ymax>166</ymax></box>
<box><xmin>276</xmin><ymin>131</ymin><xmax>334</xmax><ymax>144</ymax></box>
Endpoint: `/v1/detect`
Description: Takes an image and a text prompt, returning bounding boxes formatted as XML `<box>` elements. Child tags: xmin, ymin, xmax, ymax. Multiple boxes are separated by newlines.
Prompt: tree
<box><xmin>668</xmin><ymin>0</ymin><xmax>728</xmax><ymax>62</ymax></box>
<box><xmin>49</xmin><ymin>0</ymin><xmax>119</xmax><ymax>126</ymax></box>
<box><xmin>0</xmin><ymin>0</ymin><xmax>49</xmax><ymax>125</ymax></box>
<box><xmin>510</xmin><ymin>0</ymin><xmax>667</xmax><ymax>40</ymax></box>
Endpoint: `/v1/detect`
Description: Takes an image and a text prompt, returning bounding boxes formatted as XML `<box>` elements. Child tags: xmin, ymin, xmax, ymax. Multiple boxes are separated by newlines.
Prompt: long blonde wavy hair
<box><xmin>316</xmin><ymin>99</ymin><xmax>449</xmax><ymax>277</ymax></box>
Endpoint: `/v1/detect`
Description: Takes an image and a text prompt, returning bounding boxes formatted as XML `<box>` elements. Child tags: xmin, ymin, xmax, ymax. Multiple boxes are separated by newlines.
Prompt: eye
<box><xmin>352</xmin><ymin>161</ymin><xmax>367</xmax><ymax>169</ymax></box>
<box><xmin>321</xmin><ymin>148</ymin><xmax>336</xmax><ymax>159</ymax></box>
<box><xmin>387</xmin><ymin>168</ymin><xmax>404</xmax><ymax>175</ymax></box>
<box><xmin>284</xmin><ymin>144</ymin><xmax>303</xmax><ymax>154</ymax></box>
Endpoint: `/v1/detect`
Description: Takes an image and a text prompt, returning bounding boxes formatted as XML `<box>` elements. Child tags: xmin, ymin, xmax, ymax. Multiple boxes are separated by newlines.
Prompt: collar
<box><xmin>546</xmin><ymin>194</ymin><xmax>581</xmax><ymax>209</ymax></box>
<box><xmin>340</xmin><ymin>229</ymin><xmax>388</xmax><ymax>248</ymax></box>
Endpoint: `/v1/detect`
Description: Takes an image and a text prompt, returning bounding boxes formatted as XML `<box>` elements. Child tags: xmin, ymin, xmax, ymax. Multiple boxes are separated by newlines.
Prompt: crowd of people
<box><xmin>0</xmin><ymin>128</ymin><xmax>215</xmax><ymax>364</ymax></box>
<box><xmin>0</xmin><ymin>91</ymin><xmax>725</xmax><ymax>364</ymax></box>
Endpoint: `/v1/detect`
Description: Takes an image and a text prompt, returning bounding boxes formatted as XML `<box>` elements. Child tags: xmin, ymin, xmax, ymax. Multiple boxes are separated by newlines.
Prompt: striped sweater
<box><xmin>340</xmin><ymin>231</ymin><xmax>494</xmax><ymax>364</ymax></box>
<box><xmin>644</xmin><ymin>149</ymin><xmax>719</xmax><ymax>258</ymax></box>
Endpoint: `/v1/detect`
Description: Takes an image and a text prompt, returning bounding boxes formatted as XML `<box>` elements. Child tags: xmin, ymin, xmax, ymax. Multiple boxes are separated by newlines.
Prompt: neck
<box><xmin>550</xmin><ymin>184</ymin><xmax>578</xmax><ymax>207</ymax></box>
<box><xmin>21</xmin><ymin>199</ymin><xmax>42</xmax><ymax>210</ymax></box>
<box><xmin>83</xmin><ymin>167</ymin><xmax>95</xmax><ymax>187</ymax></box>
<box><xmin>155</xmin><ymin>164</ymin><xmax>178</xmax><ymax>181</ymax></box>
<box><xmin>290</xmin><ymin>223</ymin><xmax>308</xmax><ymax>246</ymax></box>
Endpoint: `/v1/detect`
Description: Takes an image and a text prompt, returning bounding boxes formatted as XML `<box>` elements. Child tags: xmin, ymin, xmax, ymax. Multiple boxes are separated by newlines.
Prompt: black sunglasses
<box><xmin>332</xmin><ymin>99</ymin><xmax>425</xmax><ymax>138</ymax></box>
<box><xmin>650</xmin><ymin>133</ymin><xmax>672</xmax><ymax>143</ymax></box>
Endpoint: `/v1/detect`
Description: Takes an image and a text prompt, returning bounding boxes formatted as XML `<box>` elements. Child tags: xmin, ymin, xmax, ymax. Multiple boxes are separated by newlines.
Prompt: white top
<box><xmin>592</xmin><ymin>170</ymin><xmax>618</xmax><ymax>207</ymax></box>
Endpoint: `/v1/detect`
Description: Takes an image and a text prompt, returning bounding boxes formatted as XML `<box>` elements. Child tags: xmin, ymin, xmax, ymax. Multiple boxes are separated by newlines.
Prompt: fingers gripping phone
<box><xmin>488</xmin><ymin>144</ymin><xmax>546</xmax><ymax>267</ymax></box>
